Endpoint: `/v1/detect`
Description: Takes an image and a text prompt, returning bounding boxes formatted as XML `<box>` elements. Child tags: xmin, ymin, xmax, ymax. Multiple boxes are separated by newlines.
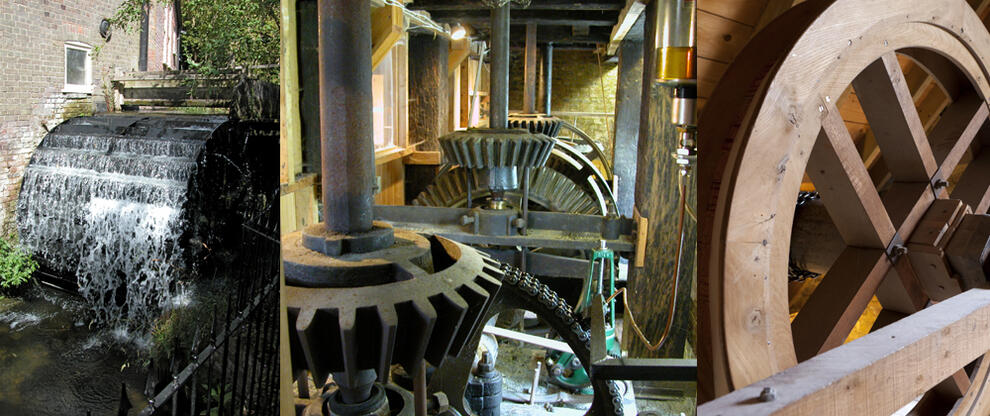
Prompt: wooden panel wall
<box><xmin>697</xmin><ymin>0</ymin><xmax>801</xmax><ymax>108</ymax></box>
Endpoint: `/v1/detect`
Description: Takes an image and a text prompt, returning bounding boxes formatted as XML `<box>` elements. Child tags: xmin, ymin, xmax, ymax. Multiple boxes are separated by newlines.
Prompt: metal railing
<box><xmin>136</xmin><ymin>213</ymin><xmax>280</xmax><ymax>416</ymax></box>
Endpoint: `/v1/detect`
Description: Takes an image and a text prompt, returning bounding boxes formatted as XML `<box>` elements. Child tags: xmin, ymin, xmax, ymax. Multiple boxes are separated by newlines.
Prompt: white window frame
<box><xmin>63</xmin><ymin>41</ymin><xmax>93</xmax><ymax>94</ymax></box>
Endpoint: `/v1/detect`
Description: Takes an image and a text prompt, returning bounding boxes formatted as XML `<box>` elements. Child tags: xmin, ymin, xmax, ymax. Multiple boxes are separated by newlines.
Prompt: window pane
<box><xmin>372</xmin><ymin>51</ymin><xmax>394</xmax><ymax>149</ymax></box>
<box><xmin>66</xmin><ymin>48</ymin><xmax>87</xmax><ymax>86</ymax></box>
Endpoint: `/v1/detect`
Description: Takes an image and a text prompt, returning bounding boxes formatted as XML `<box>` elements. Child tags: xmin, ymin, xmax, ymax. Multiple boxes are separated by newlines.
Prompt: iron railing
<box><xmin>136</xmin><ymin>208</ymin><xmax>280</xmax><ymax>416</ymax></box>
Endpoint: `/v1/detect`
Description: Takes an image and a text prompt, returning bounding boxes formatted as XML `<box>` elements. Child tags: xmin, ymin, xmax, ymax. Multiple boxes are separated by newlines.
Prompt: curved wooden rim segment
<box><xmin>699</xmin><ymin>0</ymin><xmax>990</xmax><ymax>404</ymax></box>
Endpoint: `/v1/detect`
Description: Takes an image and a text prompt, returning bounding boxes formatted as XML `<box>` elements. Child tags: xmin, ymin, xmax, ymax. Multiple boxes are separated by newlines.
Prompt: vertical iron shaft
<box><xmin>318</xmin><ymin>0</ymin><xmax>375</xmax><ymax>234</ymax></box>
<box><xmin>490</xmin><ymin>4</ymin><xmax>510</xmax><ymax>129</ymax></box>
<box><xmin>544</xmin><ymin>42</ymin><xmax>553</xmax><ymax>114</ymax></box>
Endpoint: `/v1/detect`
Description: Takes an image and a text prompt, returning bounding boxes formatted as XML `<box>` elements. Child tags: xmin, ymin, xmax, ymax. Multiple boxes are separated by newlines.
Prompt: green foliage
<box><xmin>0</xmin><ymin>237</ymin><xmax>37</xmax><ymax>290</ymax></box>
<box><xmin>182</xmin><ymin>0</ymin><xmax>279</xmax><ymax>82</ymax></box>
<box><xmin>108</xmin><ymin>0</ymin><xmax>279</xmax><ymax>82</ymax></box>
<box><xmin>199</xmin><ymin>383</ymin><xmax>232</xmax><ymax>416</ymax></box>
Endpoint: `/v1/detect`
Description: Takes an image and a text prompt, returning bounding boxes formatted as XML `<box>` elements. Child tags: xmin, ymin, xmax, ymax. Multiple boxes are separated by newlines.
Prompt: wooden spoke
<box><xmin>930</xmin><ymin>93</ymin><xmax>988</xmax><ymax>179</ymax></box>
<box><xmin>951</xmin><ymin>150</ymin><xmax>990</xmax><ymax>214</ymax></box>
<box><xmin>791</xmin><ymin>247</ymin><xmax>890</xmax><ymax>361</ymax></box>
<box><xmin>933</xmin><ymin>370</ymin><xmax>972</xmax><ymax>402</ymax></box>
<box><xmin>808</xmin><ymin>103</ymin><xmax>896</xmax><ymax>248</ymax></box>
<box><xmin>853</xmin><ymin>52</ymin><xmax>938</xmax><ymax>181</ymax></box>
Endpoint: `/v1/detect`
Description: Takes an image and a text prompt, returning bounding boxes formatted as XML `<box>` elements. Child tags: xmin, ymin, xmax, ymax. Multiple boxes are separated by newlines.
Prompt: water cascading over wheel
<box><xmin>16</xmin><ymin>114</ymin><xmax>277</xmax><ymax>326</ymax></box>
<box><xmin>699</xmin><ymin>0</ymin><xmax>990</xmax><ymax>412</ymax></box>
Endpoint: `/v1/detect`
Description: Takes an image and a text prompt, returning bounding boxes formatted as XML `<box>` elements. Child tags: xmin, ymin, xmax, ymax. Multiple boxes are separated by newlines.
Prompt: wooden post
<box><xmin>408</xmin><ymin>33</ymin><xmax>450</xmax><ymax>151</ymax></box>
<box><xmin>612</xmin><ymin>39</ymin><xmax>643</xmax><ymax>218</ymax></box>
<box><xmin>523</xmin><ymin>23</ymin><xmax>538</xmax><ymax>114</ymax></box>
<box><xmin>406</xmin><ymin>33</ymin><xmax>450</xmax><ymax>202</ymax></box>
<box><xmin>625</xmin><ymin>0</ymin><xmax>696</xmax><ymax>359</ymax></box>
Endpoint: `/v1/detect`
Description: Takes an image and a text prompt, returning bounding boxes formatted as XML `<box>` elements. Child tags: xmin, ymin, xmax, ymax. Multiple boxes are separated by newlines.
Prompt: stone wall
<box><xmin>0</xmin><ymin>0</ymin><xmax>169</xmax><ymax>235</ymax></box>
<box><xmin>509</xmin><ymin>48</ymin><xmax>619</xmax><ymax>160</ymax></box>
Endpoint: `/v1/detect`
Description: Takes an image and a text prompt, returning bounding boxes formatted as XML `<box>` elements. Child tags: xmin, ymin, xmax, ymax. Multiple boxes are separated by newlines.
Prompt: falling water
<box><xmin>16</xmin><ymin>115</ymin><xmax>227</xmax><ymax>328</ymax></box>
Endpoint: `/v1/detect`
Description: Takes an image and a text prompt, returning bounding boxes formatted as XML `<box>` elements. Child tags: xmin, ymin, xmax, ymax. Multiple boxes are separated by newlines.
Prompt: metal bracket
<box><xmin>885</xmin><ymin>232</ymin><xmax>907</xmax><ymax>262</ymax></box>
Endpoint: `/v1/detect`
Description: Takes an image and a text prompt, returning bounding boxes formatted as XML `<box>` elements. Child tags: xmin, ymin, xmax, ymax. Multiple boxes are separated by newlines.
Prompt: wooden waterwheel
<box><xmin>699</xmin><ymin>0</ymin><xmax>990</xmax><ymax>412</ymax></box>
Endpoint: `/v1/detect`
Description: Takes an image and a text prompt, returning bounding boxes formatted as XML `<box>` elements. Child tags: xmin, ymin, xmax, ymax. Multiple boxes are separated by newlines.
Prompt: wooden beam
<box><xmin>790</xmin><ymin>247</ymin><xmax>890</xmax><ymax>360</ymax></box>
<box><xmin>448</xmin><ymin>38</ymin><xmax>471</xmax><ymax>73</ymax></box>
<box><xmin>607</xmin><ymin>0</ymin><xmax>647</xmax><ymax>54</ymax></box>
<box><xmin>807</xmin><ymin>102</ymin><xmax>895</xmax><ymax>248</ymax></box>
<box><xmin>611</xmin><ymin>39</ymin><xmax>643</xmax><ymax>218</ymax></box>
<box><xmin>852</xmin><ymin>52</ymin><xmax>938</xmax><ymax>182</ymax></box>
<box><xmin>372</xmin><ymin>5</ymin><xmax>404</xmax><ymax>69</ymax></box>
<box><xmin>403</xmin><ymin>150</ymin><xmax>442</xmax><ymax>165</ymax></box>
<box><xmin>699</xmin><ymin>289</ymin><xmax>990</xmax><ymax>416</ymax></box>
<box><xmin>523</xmin><ymin>23</ymin><xmax>538</xmax><ymax>113</ymax></box>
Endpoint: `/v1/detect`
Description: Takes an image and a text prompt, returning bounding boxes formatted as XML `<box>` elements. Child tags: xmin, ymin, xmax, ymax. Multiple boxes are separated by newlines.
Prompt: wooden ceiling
<box><xmin>407</xmin><ymin>0</ymin><xmax>636</xmax><ymax>48</ymax></box>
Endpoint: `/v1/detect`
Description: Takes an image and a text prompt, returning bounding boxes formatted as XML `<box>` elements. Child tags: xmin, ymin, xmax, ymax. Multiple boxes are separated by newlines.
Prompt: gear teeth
<box><xmin>507</xmin><ymin>114</ymin><xmax>563</xmax><ymax>138</ymax></box>
<box><xmin>415</xmin><ymin>166</ymin><xmax>601</xmax><ymax>214</ymax></box>
<box><xmin>424</xmin><ymin>291</ymin><xmax>469</xmax><ymax>365</ymax></box>
<box><xmin>294</xmin><ymin>307</ymin><xmax>342</xmax><ymax>386</ymax></box>
<box><xmin>338</xmin><ymin>307</ymin><xmax>364</xmax><ymax>383</ymax></box>
<box><xmin>448</xmin><ymin>281</ymin><xmax>492</xmax><ymax>357</ymax></box>
<box><xmin>437</xmin><ymin>129</ymin><xmax>555</xmax><ymax>170</ymax></box>
<box><xmin>393</xmin><ymin>298</ymin><xmax>437</xmax><ymax>372</ymax></box>
<box><xmin>372</xmin><ymin>304</ymin><xmax>399</xmax><ymax>382</ymax></box>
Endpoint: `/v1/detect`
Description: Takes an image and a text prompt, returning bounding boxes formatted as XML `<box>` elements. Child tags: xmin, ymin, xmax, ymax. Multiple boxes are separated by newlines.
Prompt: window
<box><xmin>64</xmin><ymin>42</ymin><xmax>92</xmax><ymax>93</ymax></box>
<box><xmin>372</xmin><ymin>37</ymin><xmax>408</xmax><ymax>151</ymax></box>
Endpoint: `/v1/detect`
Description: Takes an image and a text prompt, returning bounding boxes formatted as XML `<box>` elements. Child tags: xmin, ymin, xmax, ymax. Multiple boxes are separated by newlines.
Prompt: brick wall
<box><xmin>509</xmin><ymin>49</ymin><xmax>619</xmax><ymax>161</ymax></box>
<box><xmin>0</xmin><ymin>0</ymin><xmax>169</xmax><ymax>235</ymax></box>
<box><xmin>147</xmin><ymin>2</ymin><xmax>178</xmax><ymax>71</ymax></box>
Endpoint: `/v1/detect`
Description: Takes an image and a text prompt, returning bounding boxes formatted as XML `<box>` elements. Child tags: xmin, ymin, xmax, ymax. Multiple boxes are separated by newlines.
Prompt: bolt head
<box><xmin>759</xmin><ymin>387</ymin><xmax>777</xmax><ymax>402</ymax></box>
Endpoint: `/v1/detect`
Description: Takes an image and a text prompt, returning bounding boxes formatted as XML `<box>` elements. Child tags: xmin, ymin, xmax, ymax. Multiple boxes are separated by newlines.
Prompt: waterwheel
<box><xmin>699</xmin><ymin>0</ymin><xmax>990</xmax><ymax>413</ymax></box>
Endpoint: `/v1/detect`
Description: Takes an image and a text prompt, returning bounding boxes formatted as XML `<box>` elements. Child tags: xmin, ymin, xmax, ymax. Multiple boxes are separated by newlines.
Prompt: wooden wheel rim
<box><xmin>699</xmin><ymin>0</ymin><xmax>990</xmax><ymax>409</ymax></box>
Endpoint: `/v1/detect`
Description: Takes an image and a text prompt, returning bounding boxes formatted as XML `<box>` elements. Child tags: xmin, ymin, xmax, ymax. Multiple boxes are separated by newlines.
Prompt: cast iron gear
<box><xmin>285</xmin><ymin>230</ymin><xmax>504</xmax><ymax>388</ymax></box>
<box><xmin>416</xmin><ymin>141</ymin><xmax>617</xmax><ymax>216</ymax></box>
<box><xmin>437</xmin><ymin>128</ymin><xmax>556</xmax><ymax>170</ymax></box>
<box><xmin>508</xmin><ymin>114</ymin><xmax>564</xmax><ymax>138</ymax></box>
<box><xmin>413</xmin><ymin>166</ymin><xmax>603</xmax><ymax>214</ymax></box>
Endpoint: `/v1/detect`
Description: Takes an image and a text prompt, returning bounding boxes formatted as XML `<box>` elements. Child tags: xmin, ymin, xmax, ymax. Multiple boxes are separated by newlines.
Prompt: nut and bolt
<box><xmin>759</xmin><ymin>387</ymin><xmax>777</xmax><ymax>402</ymax></box>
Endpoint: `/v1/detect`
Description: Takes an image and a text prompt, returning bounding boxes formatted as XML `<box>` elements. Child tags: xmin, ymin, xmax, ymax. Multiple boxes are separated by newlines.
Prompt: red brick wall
<box><xmin>0</xmin><ymin>0</ymin><xmax>172</xmax><ymax>234</ymax></box>
<box><xmin>147</xmin><ymin>2</ymin><xmax>178</xmax><ymax>71</ymax></box>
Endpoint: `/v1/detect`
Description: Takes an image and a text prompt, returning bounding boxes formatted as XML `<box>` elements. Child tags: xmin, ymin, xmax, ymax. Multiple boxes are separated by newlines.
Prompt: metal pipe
<box><xmin>318</xmin><ymin>0</ymin><xmax>375</xmax><ymax>234</ymax></box>
<box><xmin>544</xmin><ymin>42</ymin><xmax>553</xmax><ymax>114</ymax></box>
<box><xmin>138</xmin><ymin>4</ymin><xmax>149</xmax><ymax>71</ymax></box>
<box><xmin>490</xmin><ymin>4</ymin><xmax>510</xmax><ymax>128</ymax></box>
<box><xmin>174</xmin><ymin>0</ymin><xmax>183</xmax><ymax>69</ymax></box>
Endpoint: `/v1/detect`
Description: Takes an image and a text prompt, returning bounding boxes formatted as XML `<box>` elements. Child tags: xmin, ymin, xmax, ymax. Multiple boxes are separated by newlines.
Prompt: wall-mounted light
<box><xmin>451</xmin><ymin>24</ymin><xmax>467</xmax><ymax>40</ymax></box>
<box><xmin>100</xmin><ymin>18</ymin><xmax>112</xmax><ymax>41</ymax></box>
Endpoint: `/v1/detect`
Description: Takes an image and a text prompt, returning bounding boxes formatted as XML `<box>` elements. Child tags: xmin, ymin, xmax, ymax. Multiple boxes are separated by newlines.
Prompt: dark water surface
<box><xmin>0</xmin><ymin>285</ymin><xmax>149</xmax><ymax>415</ymax></box>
